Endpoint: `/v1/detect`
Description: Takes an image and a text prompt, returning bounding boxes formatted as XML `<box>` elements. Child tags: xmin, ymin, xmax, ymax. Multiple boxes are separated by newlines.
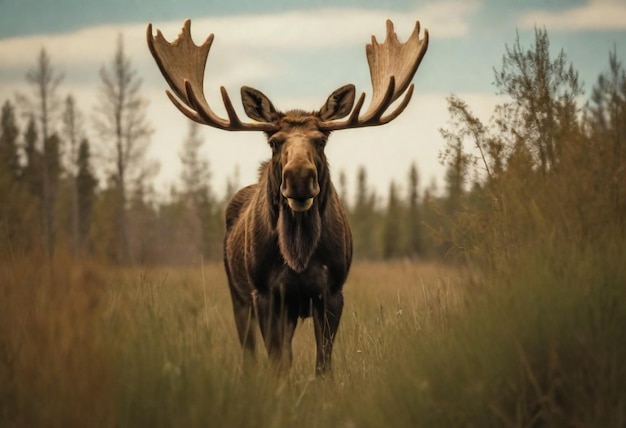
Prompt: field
<box><xmin>1</xmin><ymin>245</ymin><xmax>625</xmax><ymax>427</ymax></box>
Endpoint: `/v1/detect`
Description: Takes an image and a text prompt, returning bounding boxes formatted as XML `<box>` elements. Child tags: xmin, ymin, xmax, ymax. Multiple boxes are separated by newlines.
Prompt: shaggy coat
<box><xmin>224</xmin><ymin>108</ymin><xmax>353</xmax><ymax>375</ymax></box>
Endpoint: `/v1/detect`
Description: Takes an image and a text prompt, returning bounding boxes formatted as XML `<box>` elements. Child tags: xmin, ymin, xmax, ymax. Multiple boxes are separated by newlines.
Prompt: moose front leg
<box><xmin>255</xmin><ymin>289</ymin><xmax>298</xmax><ymax>373</ymax></box>
<box><xmin>312</xmin><ymin>291</ymin><xmax>344</xmax><ymax>376</ymax></box>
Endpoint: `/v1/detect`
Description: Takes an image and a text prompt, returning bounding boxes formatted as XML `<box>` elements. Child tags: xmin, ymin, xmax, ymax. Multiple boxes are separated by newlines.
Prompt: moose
<box><xmin>147</xmin><ymin>19</ymin><xmax>428</xmax><ymax>375</ymax></box>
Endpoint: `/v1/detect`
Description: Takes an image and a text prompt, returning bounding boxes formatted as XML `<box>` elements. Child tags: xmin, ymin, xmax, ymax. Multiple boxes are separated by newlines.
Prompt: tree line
<box><xmin>1</xmin><ymin>28</ymin><xmax>624</xmax><ymax>265</ymax></box>
<box><xmin>438</xmin><ymin>28</ymin><xmax>626</xmax><ymax>266</ymax></box>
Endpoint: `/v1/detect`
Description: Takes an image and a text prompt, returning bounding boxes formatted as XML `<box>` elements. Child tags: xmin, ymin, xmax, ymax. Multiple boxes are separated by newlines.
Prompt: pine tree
<box><xmin>76</xmin><ymin>138</ymin><xmax>97</xmax><ymax>255</ymax></box>
<box><xmin>338</xmin><ymin>169</ymin><xmax>348</xmax><ymax>209</ymax></box>
<box><xmin>406</xmin><ymin>163</ymin><xmax>423</xmax><ymax>257</ymax></box>
<box><xmin>0</xmin><ymin>100</ymin><xmax>21</xmax><ymax>181</ymax></box>
<box><xmin>178</xmin><ymin>120</ymin><xmax>218</xmax><ymax>260</ymax></box>
<box><xmin>23</xmin><ymin>115</ymin><xmax>41</xmax><ymax>198</ymax></box>
<box><xmin>382</xmin><ymin>180</ymin><xmax>402</xmax><ymax>259</ymax></box>
<box><xmin>224</xmin><ymin>165</ymin><xmax>241</xmax><ymax>202</ymax></box>
<box><xmin>587</xmin><ymin>48</ymin><xmax>626</xmax><ymax>225</ymax></box>
<box><xmin>20</xmin><ymin>48</ymin><xmax>64</xmax><ymax>258</ymax></box>
<box><xmin>180</xmin><ymin>121</ymin><xmax>211</xmax><ymax>205</ymax></box>
<box><xmin>62</xmin><ymin>95</ymin><xmax>83</xmax><ymax>256</ymax></box>
<box><xmin>0</xmin><ymin>102</ymin><xmax>41</xmax><ymax>256</ymax></box>
<box><xmin>351</xmin><ymin>166</ymin><xmax>378</xmax><ymax>259</ymax></box>
<box><xmin>94</xmin><ymin>34</ymin><xmax>153</xmax><ymax>263</ymax></box>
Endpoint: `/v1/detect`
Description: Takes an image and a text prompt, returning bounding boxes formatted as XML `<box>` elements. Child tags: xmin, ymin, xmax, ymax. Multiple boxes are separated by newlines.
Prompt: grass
<box><xmin>1</xmin><ymin>247</ymin><xmax>625</xmax><ymax>427</ymax></box>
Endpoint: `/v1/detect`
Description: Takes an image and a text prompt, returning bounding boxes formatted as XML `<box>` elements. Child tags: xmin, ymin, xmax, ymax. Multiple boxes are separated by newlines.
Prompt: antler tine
<box><xmin>320</xmin><ymin>19</ymin><xmax>428</xmax><ymax>131</ymax></box>
<box><xmin>147</xmin><ymin>20</ymin><xmax>276</xmax><ymax>132</ymax></box>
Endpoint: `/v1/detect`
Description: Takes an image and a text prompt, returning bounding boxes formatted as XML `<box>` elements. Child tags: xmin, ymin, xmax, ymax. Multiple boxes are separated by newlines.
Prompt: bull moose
<box><xmin>147</xmin><ymin>19</ymin><xmax>428</xmax><ymax>375</ymax></box>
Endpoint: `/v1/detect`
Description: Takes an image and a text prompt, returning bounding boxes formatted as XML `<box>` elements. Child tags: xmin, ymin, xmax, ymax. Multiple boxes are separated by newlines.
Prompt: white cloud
<box><xmin>0</xmin><ymin>2</ymin><xmax>476</xmax><ymax>70</ymax></box>
<box><xmin>519</xmin><ymin>0</ymin><xmax>626</xmax><ymax>31</ymax></box>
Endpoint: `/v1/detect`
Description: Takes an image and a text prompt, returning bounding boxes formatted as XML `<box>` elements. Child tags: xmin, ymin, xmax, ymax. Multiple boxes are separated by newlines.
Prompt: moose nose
<box><xmin>281</xmin><ymin>164</ymin><xmax>320</xmax><ymax>211</ymax></box>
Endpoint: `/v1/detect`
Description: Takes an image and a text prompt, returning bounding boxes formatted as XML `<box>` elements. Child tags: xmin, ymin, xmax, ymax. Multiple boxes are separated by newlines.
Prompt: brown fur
<box><xmin>224</xmin><ymin>109</ymin><xmax>352</xmax><ymax>376</ymax></box>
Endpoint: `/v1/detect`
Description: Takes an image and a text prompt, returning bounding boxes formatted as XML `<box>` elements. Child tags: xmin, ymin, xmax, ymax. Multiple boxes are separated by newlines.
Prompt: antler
<box><xmin>319</xmin><ymin>19</ymin><xmax>429</xmax><ymax>132</ymax></box>
<box><xmin>147</xmin><ymin>20</ymin><xmax>276</xmax><ymax>132</ymax></box>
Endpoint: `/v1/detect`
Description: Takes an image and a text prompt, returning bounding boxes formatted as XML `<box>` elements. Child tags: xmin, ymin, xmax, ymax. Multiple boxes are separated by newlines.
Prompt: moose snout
<box><xmin>281</xmin><ymin>163</ymin><xmax>320</xmax><ymax>211</ymax></box>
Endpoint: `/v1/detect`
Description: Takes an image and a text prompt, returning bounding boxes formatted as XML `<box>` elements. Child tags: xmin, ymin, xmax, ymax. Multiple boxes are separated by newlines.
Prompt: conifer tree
<box><xmin>351</xmin><ymin>166</ymin><xmax>378</xmax><ymax>259</ymax></box>
<box><xmin>587</xmin><ymin>49</ymin><xmax>626</xmax><ymax>225</ymax></box>
<box><xmin>22</xmin><ymin>115</ymin><xmax>41</xmax><ymax>198</ymax></box>
<box><xmin>62</xmin><ymin>95</ymin><xmax>83</xmax><ymax>256</ymax></box>
<box><xmin>94</xmin><ymin>34</ymin><xmax>153</xmax><ymax>263</ymax></box>
<box><xmin>179</xmin><ymin>120</ymin><xmax>219</xmax><ymax>260</ymax></box>
<box><xmin>0</xmin><ymin>100</ymin><xmax>20</xmax><ymax>181</ymax></box>
<box><xmin>406</xmin><ymin>163</ymin><xmax>423</xmax><ymax>257</ymax></box>
<box><xmin>20</xmin><ymin>48</ymin><xmax>64</xmax><ymax>258</ymax></box>
<box><xmin>76</xmin><ymin>138</ymin><xmax>97</xmax><ymax>255</ymax></box>
<box><xmin>382</xmin><ymin>180</ymin><xmax>402</xmax><ymax>259</ymax></box>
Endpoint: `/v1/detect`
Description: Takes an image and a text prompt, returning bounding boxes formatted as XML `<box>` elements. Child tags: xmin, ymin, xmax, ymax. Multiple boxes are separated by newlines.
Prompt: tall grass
<box><xmin>360</xmin><ymin>241</ymin><xmax>626</xmax><ymax>427</ymax></box>
<box><xmin>1</xmin><ymin>248</ymin><xmax>624</xmax><ymax>426</ymax></box>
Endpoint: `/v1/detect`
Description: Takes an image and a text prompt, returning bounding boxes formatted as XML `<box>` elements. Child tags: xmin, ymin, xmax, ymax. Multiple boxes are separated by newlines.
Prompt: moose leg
<box><xmin>233</xmin><ymin>301</ymin><xmax>257</xmax><ymax>360</ymax></box>
<box><xmin>255</xmin><ymin>290</ymin><xmax>297</xmax><ymax>373</ymax></box>
<box><xmin>227</xmin><ymin>285</ymin><xmax>257</xmax><ymax>368</ymax></box>
<box><xmin>313</xmin><ymin>291</ymin><xmax>344</xmax><ymax>376</ymax></box>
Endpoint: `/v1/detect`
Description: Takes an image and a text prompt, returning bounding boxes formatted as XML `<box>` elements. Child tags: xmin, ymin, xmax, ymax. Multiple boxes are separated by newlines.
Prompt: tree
<box><xmin>94</xmin><ymin>34</ymin><xmax>153</xmax><ymax>263</ymax></box>
<box><xmin>406</xmin><ymin>163</ymin><xmax>423</xmax><ymax>257</ymax></box>
<box><xmin>180</xmin><ymin>121</ymin><xmax>211</xmax><ymax>204</ymax></box>
<box><xmin>224</xmin><ymin>164</ymin><xmax>240</xmax><ymax>202</ymax></box>
<box><xmin>76</xmin><ymin>138</ymin><xmax>97</xmax><ymax>256</ymax></box>
<box><xmin>19</xmin><ymin>48</ymin><xmax>64</xmax><ymax>258</ymax></box>
<box><xmin>62</xmin><ymin>95</ymin><xmax>83</xmax><ymax>256</ymax></box>
<box><xmin>0</xmin><ymin>100</ymin><xmax>21</xmax><ymax>181</ymax></box>
<box><xmin>587</xmin><ymin>48</ymin><xmax>626</xmax><ymax>225</ymax></box>
<box><xmin>338</xmin><ymin>169</ymin><xmax>348</xmax><ymax>209</ymax></box>
<box><xmin>178</xmin><ymin>120</ymin><xmax>222</xmax><ymax>260</ymax></box>
<box><xmin>351</xmin><ymin>166</ymin><xmax>379</xmax><ymax>259</ymax></box>
<box><xmin>382</xmin><ymin>180</ymin><xmax>402</xmax><ymax>259</ymax></box>
<box><xmin>441</xmin><ymin>124</ymin><xmax>472</xmax><ymax>215</ymax></box>
<box><xmin>0</xmin><ymin>99</ymin><xmax>25</xmax><ymax>255</ymax></box>
<box><xmin>22</xmin><ymin>115</ymin><xmax>41</xmax><ymax>198</ymax></box>
<box><xmin>494</xmin><ymin>27</ymin><xmax>582</xmax><ymax>174</ymax></box>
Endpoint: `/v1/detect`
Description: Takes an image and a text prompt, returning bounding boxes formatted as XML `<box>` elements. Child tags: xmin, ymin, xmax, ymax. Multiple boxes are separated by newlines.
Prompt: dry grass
<box><xmin>0</xmin><ymin>256</ymin><xmax>467</xmax><ymax>427</ymax></box>
<box><xmin>1</xmin><ymin>250</ymin><xmax>624</xmax><ymax>427</ymax></box>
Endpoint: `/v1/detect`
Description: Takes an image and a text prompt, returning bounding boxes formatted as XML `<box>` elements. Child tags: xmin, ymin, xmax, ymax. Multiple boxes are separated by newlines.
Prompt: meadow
<box><xmin>1</xmin><ymin>241</ymin><xmax>624</xmax><ymax>427</ymax></box>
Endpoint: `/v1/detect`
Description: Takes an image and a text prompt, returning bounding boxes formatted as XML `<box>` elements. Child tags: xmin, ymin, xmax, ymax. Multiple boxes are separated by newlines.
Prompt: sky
<box><xmin>1</xmin><ymin>0</ymin><xmax>626</xmax><ymax>203</ymax></box>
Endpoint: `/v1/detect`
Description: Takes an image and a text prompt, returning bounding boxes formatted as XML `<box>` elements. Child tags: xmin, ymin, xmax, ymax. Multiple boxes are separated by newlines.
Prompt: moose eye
<box><xmin>268</xmin><ymin>137</ymin><xmax>284</xmax><ymax>151</ymax></box>
<box><xmin>316</xmin><ymin>137</ymin><xmax>328</xmax><ymax>148</ymax></box>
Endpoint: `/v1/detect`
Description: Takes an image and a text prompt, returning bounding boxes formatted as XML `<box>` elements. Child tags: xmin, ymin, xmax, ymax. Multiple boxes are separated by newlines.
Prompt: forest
<box><xmin>1</xmin><ymin>27</ymin><xmax>624</xmax><ymax>267</ymax></box>
<box><xmin>1</xmin><ymin>26</ymin><xmax>625</xmax><ymax>426</ymax></box>
<box><xmin>0</xmin><ymin>35</ymin><xmax>440</xmax><ymax>265</ymax></box>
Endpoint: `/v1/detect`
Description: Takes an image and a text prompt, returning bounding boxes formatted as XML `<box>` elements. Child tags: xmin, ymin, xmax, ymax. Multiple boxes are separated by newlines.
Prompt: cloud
<box><xmin>518</xmin><ymin>0</ymin><xmax>626</xmax><ymax>31</ymax></box>
<box><xmin>0</xmin><ymin>2</ymin><xmax>476</xmax><ymax>70</ymax></box>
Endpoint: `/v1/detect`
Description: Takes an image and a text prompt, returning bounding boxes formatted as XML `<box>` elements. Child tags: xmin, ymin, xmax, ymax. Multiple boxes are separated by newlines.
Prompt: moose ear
<box><xmin>241</xmin><ymin>86</ymin><xmax>279</xmax><ymax>123</ymax></box>
<box><xmin>319</xmin><ymin>84</ymin><xmax>356</xmax><ymax>121</ymax></box>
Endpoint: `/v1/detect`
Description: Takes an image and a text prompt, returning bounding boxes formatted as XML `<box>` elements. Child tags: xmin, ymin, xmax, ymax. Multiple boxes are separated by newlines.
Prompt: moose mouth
<box><xmin>286</xmin><ymin>197</ymin><xmax>314</xmax><ymax>212</ymax></box>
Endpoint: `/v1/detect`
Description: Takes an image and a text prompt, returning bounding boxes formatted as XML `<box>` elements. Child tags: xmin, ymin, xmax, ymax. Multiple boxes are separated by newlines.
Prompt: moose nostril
<box><xmin>282</xmin><ymin>165</ymin><xmax>319</xmax><ymax>197</ymax></box>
